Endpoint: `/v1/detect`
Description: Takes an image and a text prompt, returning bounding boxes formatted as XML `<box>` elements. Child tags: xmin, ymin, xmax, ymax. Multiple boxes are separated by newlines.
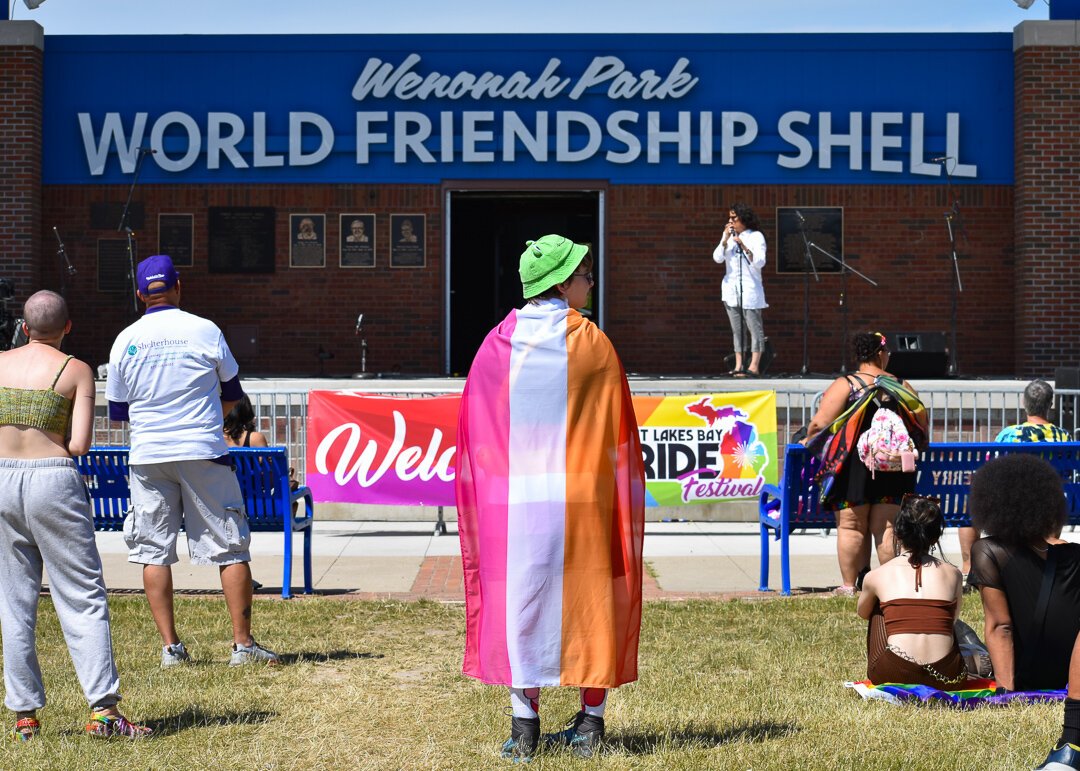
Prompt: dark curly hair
<box><xmin>893</xmin><ymin>495</ymin><xmax>944</xmax><ymax>567</ymax></box>
<box><xmin>730</xmin><ymin>203</ymin><xmax>761</xmax><ymax>232</ymax></box>
<box><xmin>970</xmin><ymin>454</ymin><xmax>1066</xmax><ymax>544</ymax></box>
<box><xmin>852</xmin><ymin>332</ymin><xmax>888</xmax><ymax>364</ymax></box>
<box><xmin>224</xmin><ymin>395</ymin><xmax>257</xmax><ymax>443</ymax></box>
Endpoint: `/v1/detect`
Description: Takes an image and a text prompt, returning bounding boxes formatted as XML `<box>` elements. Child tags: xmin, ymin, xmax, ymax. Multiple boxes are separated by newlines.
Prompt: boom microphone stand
<box><xmin>53</xmin><ymin>226</ymin><xmax>76</xmax><ymax>300</ymax></box>
<box><xmin>795</xmin><ymin>212</ymin><xmax>821</xmax><ymax>376</ymax></box>
<box><xmin>117</xmin><ymin>147</ymin><xmax>155</xmax><ymax>315</ymax></box>
<box><xmin>937</xmin><ymin>157</ymin><xmax>966</xmax><ymax>377</ymax></box>
<box><xmin>794</xmin><ymin>210</ymin><xmax>878</xmax><ymax>375</ymax></box>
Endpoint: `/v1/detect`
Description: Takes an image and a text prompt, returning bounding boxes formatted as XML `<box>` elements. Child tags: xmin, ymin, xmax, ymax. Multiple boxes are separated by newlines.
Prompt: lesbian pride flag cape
<box><xmin>456</xmin><ymin>300</ymin><xmax>645</xmax><ymax>688</ymax></box>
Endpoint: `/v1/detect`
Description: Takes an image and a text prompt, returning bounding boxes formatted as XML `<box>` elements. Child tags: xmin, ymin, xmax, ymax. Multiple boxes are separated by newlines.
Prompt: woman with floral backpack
<box><xmin>802</xmin><ymin>332</ymin><xmax>930</xmax><ymax>596</ymax></box>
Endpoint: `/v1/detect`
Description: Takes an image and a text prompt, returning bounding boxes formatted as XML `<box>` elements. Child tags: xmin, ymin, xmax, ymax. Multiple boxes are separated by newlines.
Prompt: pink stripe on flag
<box><xmin>458</xmin><ymin>312</ymin><xmax>516</xmax><ymax>683</ymax></box>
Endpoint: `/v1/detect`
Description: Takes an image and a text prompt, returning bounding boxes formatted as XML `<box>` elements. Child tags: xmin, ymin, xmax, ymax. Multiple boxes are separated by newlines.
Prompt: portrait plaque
<box><xmin>775</xmin><ymin>207</ymin><xmax>844</xmax><ymax>274</ymax></box>
<box><xmin>340</xmin><ymin>213</ymin><xmax>376</xmax><ymax>268</ymax></box>
<box><xmin>158</xmin><ymin>213</ymin><xmax>194</xmax><ymax>267</ymax></box>
<box><xmin>97</xmin><ymin>238</ymin><xmax>135</xmax><ymax>293</ymax></box>
<box><xmin>290</xmin><ymin>214</ymin><xmax>326</xmax><ymax>268</ymax></box>
<box><xmin>390</xmin><ymin>214</ymin><xmax>426</xmax><ymax>268</ymax></box>
<box><xmin>208</xmin><ymin>207</ymin><xmax>276</xmax><ymax>274</ymax></box>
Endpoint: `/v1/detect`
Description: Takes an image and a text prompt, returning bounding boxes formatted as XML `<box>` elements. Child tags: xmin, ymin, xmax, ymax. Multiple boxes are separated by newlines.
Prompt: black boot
<box><xmin>501</xmin><ymin>716</ymin><xmax>540</xmax><ymax>761</ymax></box>
<box><xmin>545</xmin><ymin>710</ymin><xmax>605</xmax><ymax>758</ymax></box>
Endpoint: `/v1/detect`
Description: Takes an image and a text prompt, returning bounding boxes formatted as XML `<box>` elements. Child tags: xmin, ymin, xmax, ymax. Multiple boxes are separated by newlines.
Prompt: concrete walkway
<box><xmin>76</xmin><ymin>521</ymin><xmax>978</xmax><ymax>602</ymax></box>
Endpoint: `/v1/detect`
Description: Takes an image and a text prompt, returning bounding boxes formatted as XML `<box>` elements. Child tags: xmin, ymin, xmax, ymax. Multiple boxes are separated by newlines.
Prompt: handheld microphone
<box><xmin>355</xmin><ymin>313</ymin><xmax>363</xmax><ymax>334</ymax></box>
<box><xmin>794</xmin><ymin>209</ymin><xmax>806</xmax><ymax>224</ymax></box>
<box><xmin>931</xmin><ymin>156</ymin><xmax>951</xmax><ymax>163</ymax></box>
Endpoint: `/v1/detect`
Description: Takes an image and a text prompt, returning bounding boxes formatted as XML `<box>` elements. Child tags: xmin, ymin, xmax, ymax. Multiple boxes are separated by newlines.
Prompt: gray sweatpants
<box><xmin>0</xmin><ymin>458</ymin><xmax>120</xmax><ymax>711</ymax></box>
<box><xmin>724</xmin><ymin>304</ymin><xmax>766</xmax><ymax>353</ymax></box>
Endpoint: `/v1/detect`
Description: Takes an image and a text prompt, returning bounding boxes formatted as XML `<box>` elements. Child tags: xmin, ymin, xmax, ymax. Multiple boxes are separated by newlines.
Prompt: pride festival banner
<box><xmin>634</xmin><ymin>391</ymin><xmax>777</xmax><ymax>506</ymax></box>
<box><xmin>306</xmin><ymin>390</ymin><xmax>776</xmax><ymax>507</ymax></box>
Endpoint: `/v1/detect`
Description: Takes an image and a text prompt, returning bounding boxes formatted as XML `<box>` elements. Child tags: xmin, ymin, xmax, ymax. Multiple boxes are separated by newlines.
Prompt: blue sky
<box><xmin>8</xmin><ymin>0</ymin><xmax>1050</xmax><ymax>34</ymax></box>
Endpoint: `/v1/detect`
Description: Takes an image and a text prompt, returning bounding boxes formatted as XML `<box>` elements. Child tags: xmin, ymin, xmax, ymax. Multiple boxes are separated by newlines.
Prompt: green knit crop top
<box><xmin>0</xmin><ymin>355</ymin><xmax>75</xmax><ymax>436</ymax></box>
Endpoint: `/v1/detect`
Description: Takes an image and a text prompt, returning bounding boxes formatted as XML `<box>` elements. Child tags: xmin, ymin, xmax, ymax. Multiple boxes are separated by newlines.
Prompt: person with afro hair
<box><xmin>968</xmin><ymin>453</ymin><xmax>1080</xmax><ymax>691</ymax></box>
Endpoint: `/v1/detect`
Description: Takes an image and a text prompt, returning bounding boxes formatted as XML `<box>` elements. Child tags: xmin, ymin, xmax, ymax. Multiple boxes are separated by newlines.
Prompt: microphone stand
<box><xmin>796</xmin><ymin>216</ymin><xmax>821</xmax><ymax>376</ymax></box>
<box><xmin>117</xmin><ymin>148</ymin><xmax>153</xmax><ymax>315</ymax></box>
<box><xmin>53</xmin><ymin>227</ymin><xmax>76</xmax><ymax>301</ymax></box>
<box><xmin>353</xmin><ymin>313</ymin><xmax>375</xmax><ymax>379</ymax></box>
<box><xmin>734</xmin><ymin>233</ymin><xmax>749</xmax><ymax>374</ymax></box>
<box><xmin>796</xmin><ymin>212</ymin><xmax>878</xmax><ymax>376</ymax></box>
<box><xmin>939</xmin><ymin>158</ymin><xmax>965</xmax><ymax>377</ymax></box>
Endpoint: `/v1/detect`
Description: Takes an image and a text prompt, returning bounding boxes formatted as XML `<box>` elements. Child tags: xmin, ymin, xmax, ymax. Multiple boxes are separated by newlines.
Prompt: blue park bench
<box><xmin>758</xmin><ymin>442</ymin><xmax>1080</xmax><ymax>596</ymax></box>
<box><xmin>75</xmin><ymin>446</ymin><xmax>314</xmax><ymax>599</ymax></box>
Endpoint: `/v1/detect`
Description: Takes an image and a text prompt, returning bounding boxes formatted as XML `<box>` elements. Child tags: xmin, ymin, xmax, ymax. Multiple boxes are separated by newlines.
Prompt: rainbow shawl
<box><xmin>847</xmin><ymin>679</ymin><xmax>1066</xmax><ymax>709</ymax></box>
<box><xmin>455</xmin><ymin>300</ymin><xmax>645</xmax><ymax>689</ymax></box>
<box><xmin>806</xmin><ymin>375</ymin><xmax>928</xmax><ymax>509</ymax></box>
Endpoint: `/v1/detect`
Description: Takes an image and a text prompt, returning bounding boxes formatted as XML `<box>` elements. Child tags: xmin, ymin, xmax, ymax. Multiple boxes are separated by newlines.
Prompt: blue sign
<box><xmin>43</xmin><ymin>33</ymin><xmax>1013</xmax><ymax>185</ymax></box>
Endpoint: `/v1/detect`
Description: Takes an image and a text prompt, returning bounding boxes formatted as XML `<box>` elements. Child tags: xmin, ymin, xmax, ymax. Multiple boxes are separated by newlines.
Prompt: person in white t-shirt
<box><xmin>106</xmin><ymin>255</ymin><xmax>278</xmax><ymax>669</ymax></box>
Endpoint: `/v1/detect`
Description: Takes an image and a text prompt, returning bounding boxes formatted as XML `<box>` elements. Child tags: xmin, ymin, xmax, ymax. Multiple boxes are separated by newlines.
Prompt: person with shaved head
<box><xmin>0</xmin><ymin>290</ymin><xmax>150</xmax><ymax>740</ymax></box>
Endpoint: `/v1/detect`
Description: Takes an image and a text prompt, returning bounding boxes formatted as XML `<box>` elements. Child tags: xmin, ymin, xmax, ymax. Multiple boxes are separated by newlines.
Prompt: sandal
<box><xmin>833</xmin><ymin>584</ymin><xmax>857</xmax><ymax>597</ymax></box>
<box><xmin>727</xmin><ymin>368</ymin><xmax>744</xmax><ymax>376</ymax></box>
<box><xmin>10</xmin><ymin>716</ymin><xmax>39</xmax><ymax>742</ymax></box>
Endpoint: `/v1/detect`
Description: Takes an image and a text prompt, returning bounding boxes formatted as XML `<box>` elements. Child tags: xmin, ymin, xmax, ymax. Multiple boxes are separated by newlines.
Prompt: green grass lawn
<box><xmin>0</xmin><ymin>594</ymin><xmax>1060</xmax><ymax>770</ymax></box>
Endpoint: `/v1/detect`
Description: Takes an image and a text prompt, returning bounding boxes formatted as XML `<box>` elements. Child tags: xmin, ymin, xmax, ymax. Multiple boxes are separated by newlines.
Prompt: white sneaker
<box><xmin>161</xmin><ymin>642</ymin><xmax>191</xmax><ymax>668</ymax></box>
<box><xmin>229</xmin><ymin>639</ymin><xmax>279</xmax><ymax>667</ymax></box>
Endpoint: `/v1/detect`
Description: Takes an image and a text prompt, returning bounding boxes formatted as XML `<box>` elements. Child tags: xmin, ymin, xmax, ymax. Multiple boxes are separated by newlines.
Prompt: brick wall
<box><xmin>1014</xmin><ymin>27</ymin><xmax>1080</xmax><ymax>375</ymax></box>
<box><xmin>42</xmin><ymin>181</ymin><xmax>1014</xmax><ymax>377</ymax></box>
<box><xmin>606</xmin><ymin>185</ymin><xmax>1014</xmax><ymax>376</ymax></box>
<box><xmin>0</xmin><ymin>23</ymin><xmax>43</xmax><ymax>313</ymax></box>
<box><xmin>42</xmin><ymin>184</ymin><xmax>442</xmax><ymax>374</ymax></box>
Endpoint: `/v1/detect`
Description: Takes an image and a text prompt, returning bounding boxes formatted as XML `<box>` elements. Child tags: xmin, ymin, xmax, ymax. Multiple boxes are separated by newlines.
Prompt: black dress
<box><xmin>967</xmin><ymin>538</ymin><xmax>1080</xmax><ymax>690</ymax></box>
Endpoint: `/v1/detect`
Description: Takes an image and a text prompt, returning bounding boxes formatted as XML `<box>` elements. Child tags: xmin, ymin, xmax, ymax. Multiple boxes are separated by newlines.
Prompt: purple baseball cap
<box><xmin>136</xmin><ymin>254</ymin><xmax>179</xmax><ymax>294</ymax></box>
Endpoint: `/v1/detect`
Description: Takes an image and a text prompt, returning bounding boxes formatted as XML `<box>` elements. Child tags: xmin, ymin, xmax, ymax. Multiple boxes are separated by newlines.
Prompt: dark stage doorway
<box><xmin>447</xmin><ymin>190</ymin><xmax>602</xmax><ymax>375</ymax></box>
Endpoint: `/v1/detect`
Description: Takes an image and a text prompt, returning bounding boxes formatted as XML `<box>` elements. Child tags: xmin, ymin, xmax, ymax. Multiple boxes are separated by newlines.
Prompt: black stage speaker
<box><xmin>884</xmin><ymin>332</ymin><xmax>949</xmax><ymax>379</ymax></box>
<box><xmin>1055</xmin><ymin>367</ymin><xmax>1080</xmax><ymax>390</ymax></box>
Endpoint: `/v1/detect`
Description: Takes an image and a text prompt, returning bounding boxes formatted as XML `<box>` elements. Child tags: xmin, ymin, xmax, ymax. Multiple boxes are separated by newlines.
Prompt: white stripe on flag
<box><xmin>505</xmin><ymin>304</ymin><xmax>569</xmax><ymax>686</ymax></box>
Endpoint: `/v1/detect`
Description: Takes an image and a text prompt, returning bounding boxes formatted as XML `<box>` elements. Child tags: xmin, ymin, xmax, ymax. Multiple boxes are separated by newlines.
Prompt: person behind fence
<box><xmin>713</xmin><ymin>203</ymin><xmax>767</xmax><ymax>377</ymax></box>
<box><xmin>857</xmin><ymin>493</ymin><xmax>991</xmax><ymax>689</ymax></box>
<box><xmin>958</xmin><ymin>379</ymin><xmax>1072</xmax><ymax>582</ymax></box>
<box><xmin>456</xmin><ymin>234</ymin><xmax>645</xmax><ymax>762</ymax></box>
<box><xmin>0</xmin><ymin>290</ymin><xmax>150</xmax><ymax>740</ymax></box>
<box><xmin>802</xmin><ymin>332</ymin><xmax>930</xmax><ymax>596</ymax></box>
<box><xmin>106</xmin><ymin>255</ymin><xmax>278</xmax><ymax>669</ymax></box>
<box><xmin>966</xmin><ymin>453</ymin><xmax>1080</xmax><ymax>691</ymax></box>
<box><xmin>223</xmin><ymin>395</ymin><xmax>268</xmax><ymax>449</ymax></box>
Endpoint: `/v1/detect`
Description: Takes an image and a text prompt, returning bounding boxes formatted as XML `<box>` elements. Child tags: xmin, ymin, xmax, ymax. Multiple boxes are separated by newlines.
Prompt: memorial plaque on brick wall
<box><xmin>775</xmin><ymin>207</ymin><xmax>844</xmax><ymax>274</ymax></box>
<box><xmin>208</xmin><ymin>207</ymin><xmax>275</xmax><ymax>274</ymax></box>
<box><xmin>158</xmin><ymin>213</ymin><xmax>194</xmax><ymax>267</ymax></box>
<box><xmin>97</xmin><ymin>239</ymin><xmax>135</xmax><ymax>292</ymax></box>
<box><xmin>90</xmin><ymin>202</ymin><xmax>144</xmax><ymax>231</ymax></box>
<box><xmin>340</xmin><ymin>213</ymin><xmax>375</xmax><ymax>268</ymax></box>
<box><xmin>390</xmin><ymin>214</ymin><xmax>426</xmax><ymax>268</ymax></box>
<box><xmin>289</xmin><ymin>214</ymin><xmax>326</xmax><ymax>268</ymax></box>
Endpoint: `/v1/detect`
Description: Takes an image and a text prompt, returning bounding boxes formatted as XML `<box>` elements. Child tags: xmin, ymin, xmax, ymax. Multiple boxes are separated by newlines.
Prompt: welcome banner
<box><xmin>307</xmin><ymin>390</ymin><xmax>776</xmax><ymax>507</ymax></box>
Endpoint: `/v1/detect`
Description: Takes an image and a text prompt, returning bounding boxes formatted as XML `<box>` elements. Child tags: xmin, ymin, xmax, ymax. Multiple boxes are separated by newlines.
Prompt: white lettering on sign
<box><xmin>313</xmin><ymin>412</ymin><xmax>456</xmax><ymax>488</ymax></box>
<box><xmin>77</xmin><ymin>100</ymin><xmax>978</xmax><ymax>179</ymax></box>
<box><xmin>350</xmin><ymin>54</ymin><xmax>697</xmax><ymax>102</ymax></box>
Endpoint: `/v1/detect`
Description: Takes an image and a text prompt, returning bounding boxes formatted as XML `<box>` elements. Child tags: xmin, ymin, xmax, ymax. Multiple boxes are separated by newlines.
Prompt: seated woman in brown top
<box><xmin>857</xmin><ymin>493</ymin><xmax>967</xmax><ymax>689</ymax></box>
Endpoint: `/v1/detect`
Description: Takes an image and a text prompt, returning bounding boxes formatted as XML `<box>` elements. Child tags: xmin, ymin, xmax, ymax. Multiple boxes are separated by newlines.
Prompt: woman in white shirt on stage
<box><xmin>713</xmin><ymin>203</ymin><xmax>768</xmax><ymax>377</ymax></box>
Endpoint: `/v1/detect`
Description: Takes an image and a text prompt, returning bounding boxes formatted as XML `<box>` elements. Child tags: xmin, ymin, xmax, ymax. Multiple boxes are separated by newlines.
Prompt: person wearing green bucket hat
<box><xmin>456</xmin><ymin>234</ymin><xmax>645</xmax><ymax>761</ymax></box>
<box><xmin>519</xmin><ymin>234</ymin><xmax>591</xmax><ymax>300</ymax></box>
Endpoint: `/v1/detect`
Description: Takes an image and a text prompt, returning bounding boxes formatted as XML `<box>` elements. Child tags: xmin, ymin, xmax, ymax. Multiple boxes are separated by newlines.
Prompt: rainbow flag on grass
<box><xmin>847</xmin><ymin>679</ymin><xmax>1066</xmax><ymax>708</ymax></box>
<box><xmin>456</xmin><ymin>300</ymin><xmax>645</xmax><ymax>688</ymax></box>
